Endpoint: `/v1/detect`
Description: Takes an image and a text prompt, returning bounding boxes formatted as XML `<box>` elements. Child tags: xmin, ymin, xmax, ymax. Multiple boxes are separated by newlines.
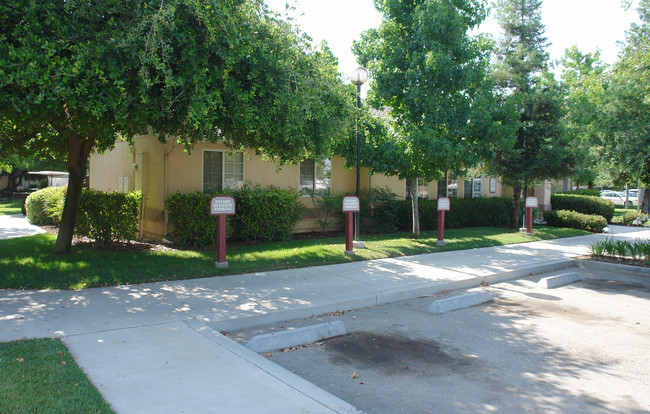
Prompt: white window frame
<box><xmin>299</xmin><ymin>158</ymin><xmax>332</xmax><ymax>195</ymax></box>
<box><xmin>437</xmin><ymin>172</ymin><xmax>458</xmax><ymax>198</ymax></box>
<box><xmin>202</xmin><ymin>149</ymin><xmax>244</xmax><ymax>194</ymax></box>
<box><xmin>472</xmin><ymin>178</ymin><xmax>482</xmax><ymax>198</ymax></box>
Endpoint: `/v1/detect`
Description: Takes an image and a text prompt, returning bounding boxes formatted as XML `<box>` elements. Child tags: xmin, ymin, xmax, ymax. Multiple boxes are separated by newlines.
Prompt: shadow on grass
<box><xmin>0</xmin><ymin>226</ymin><xmax>589</xmax><ymax>290</ymax></box>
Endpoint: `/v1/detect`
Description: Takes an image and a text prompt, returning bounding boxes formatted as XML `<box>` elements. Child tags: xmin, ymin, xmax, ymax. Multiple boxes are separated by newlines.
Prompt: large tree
<box><xmin>599</xmin><ymin>0</ymin><xmax>650</xmax><ymax>212</ymax></box>
<box><xmin>560</xmin><ymin>46</ymin><xmax>607</xmax><ymax>189</ymax></box>
<box><xmin>486</xmin><ymin>0</ymin><xmax>574</xmax><ymax>228</ymax></box>
<box><xmin>351</xmin><ymin>0</ymin><xmax>510</xmax><ymax>237</ymax></box>
<box><xmin>0</xmin><ymin>0</ymin><xmax>351</xmax><ymax>253</ymax></box>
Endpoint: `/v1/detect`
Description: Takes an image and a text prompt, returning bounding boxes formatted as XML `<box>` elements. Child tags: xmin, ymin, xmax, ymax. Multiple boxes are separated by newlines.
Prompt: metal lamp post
<box><xmin>350</xmin><ymin>66</ymin><xmax>368</xmax><ymax>248</ymax></box>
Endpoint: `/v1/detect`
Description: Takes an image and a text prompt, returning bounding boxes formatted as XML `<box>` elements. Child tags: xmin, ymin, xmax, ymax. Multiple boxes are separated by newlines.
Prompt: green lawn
<box><xmin>0</xmin><ymin>199</ymin><xmax>23</xmax><ymax>215</ymax></box>
<box><xmin>0</xmin><ymin>226</ymin><xmax>588</xmax><ymax>290</ymax></box>
<box><xmin>0</xmin><ymin>338</ymin><xmax>114</xmax><ymax>414</ymax></box>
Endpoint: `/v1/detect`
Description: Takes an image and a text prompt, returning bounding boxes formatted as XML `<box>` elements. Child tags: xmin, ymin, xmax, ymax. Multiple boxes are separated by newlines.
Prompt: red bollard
<box><xmin>437</xmin><ymin>210</ymin><xmax>445</xmax><ymax>244</ymax></box>
<box><xmin>524</xmin><ymin>197</ymin><xmax>538</xmax><ymax>236</ymax></box>
<box><xmin>437</xmin><ymin>197</ymin><xmax>450</xmax><ymax>246</ymax></box>
<box><xmin>342</xmin><ymin>196</ymin><xmax>360</xmax><ymax>256</ymax></box>
<box><xmin>217</xmin><ymin>214</ymin><xmax>227</xmax><ymax>264</ymax></box>
<box><xmin>345</xmin><ymin>211</ymin><xmax>354</xmax><ymax>255</ymax></box>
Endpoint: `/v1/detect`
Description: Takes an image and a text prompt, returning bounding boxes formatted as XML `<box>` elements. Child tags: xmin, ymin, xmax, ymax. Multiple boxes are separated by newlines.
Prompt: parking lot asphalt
<box><xmin>228</xmin><ymin>263</ymin><xmax>650</xmax><ymax>414</ymax></box>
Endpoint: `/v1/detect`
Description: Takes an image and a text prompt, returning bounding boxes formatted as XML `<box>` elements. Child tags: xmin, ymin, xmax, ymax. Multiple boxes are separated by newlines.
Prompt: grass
<box><xmin>0</xmin><ymin>338</ymin><xmax>114</xmax><ymax>413</ymax></box>
<box><xmin>0</xmin><ymin>199</ymin><xmax>22</xmax><ymax>215</ymax></box>
<box><xmin>0</xmin><ymin>226</ymin><xmax>589</xmax><ymax>290</ymax></box>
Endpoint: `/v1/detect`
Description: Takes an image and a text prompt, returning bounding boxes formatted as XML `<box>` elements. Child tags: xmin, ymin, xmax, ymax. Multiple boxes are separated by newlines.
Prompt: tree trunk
<box><xmin>407</xmin><ymin>177</ymin><xmax>421</xmax><ymax>238</ymax></box>
<box><xmin>510</xmin><ymin>184</ymin><xmax>522</xmax><ymax>229</ymax></box>
<box><xmin>54</xmin><ymin>132</ymin><xmax>95</xmax><ymax>254</ymax></box>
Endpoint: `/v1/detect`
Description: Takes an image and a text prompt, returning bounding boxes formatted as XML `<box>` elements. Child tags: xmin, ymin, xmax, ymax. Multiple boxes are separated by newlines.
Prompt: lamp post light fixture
<box><xmin>350</xmin><ymin>66</ymin><xmax>368</xmax><ymax>249</ymax></box>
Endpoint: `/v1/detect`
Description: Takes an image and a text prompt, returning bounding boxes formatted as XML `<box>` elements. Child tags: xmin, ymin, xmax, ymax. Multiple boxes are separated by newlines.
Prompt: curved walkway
<box><xmin>0</xmin><ymin>214</ymin><xmax>45</xmax><ymax>239</ymax></box>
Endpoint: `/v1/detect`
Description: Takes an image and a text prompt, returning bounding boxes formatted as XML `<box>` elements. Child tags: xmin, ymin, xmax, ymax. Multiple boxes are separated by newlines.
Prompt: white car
<box><xmin>600</xmin><ymin>190</ymin><xmax>637</xmax><ymax>207</ymax></box>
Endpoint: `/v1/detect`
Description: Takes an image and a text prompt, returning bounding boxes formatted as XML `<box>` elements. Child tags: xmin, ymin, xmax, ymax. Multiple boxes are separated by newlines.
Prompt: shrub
<box><xmin>227</xmin><ymin>184</ymin><xmax>301</xmax><ymax>242</ymax></box>
<box><xmin>621</xmin><ymin>210</ymin><xmax>649</xmax><ymax>226</ymax></box>
<box><xmin>366</xmin><ymin>195</ymin><xmax>513</xmax><ymax>233</ymax></box>
<box><xmin>25</xmin><ymin>187</ymin><xmax>66</xmax><ymax>225</ymax></box>
<box><xmin>305</xmin><ymin>189</ymin><xmax>344</xmax><ymax>234</ymax></box>
<box><xmin>557</xmin><ymin>189</ymin><xmax>600</xmax><ymax>197</ymax></box>
<box><xmin>165</xmin><ymin>192</ymin><xmax>218</xmax><ymax>247</ymax></box>
<box><xmin>362</xmin><ymin>187</ymin><xmax>402</xmax><ymax>233</ymax></box>
<box><xmin>551</xmin><ymin>194</ymin><xmax>614</xmax><ymax>221</ymax></box>
<box><xmin>165</xmin><ymin>185</ymin><xmax>302</xmax><ymax>247</ymax></box>
<box><xmin>543</xmin><ymin>209</ymin><xmax>607</xmax><ymax>233</ymax></box>
<box><xmin>76</xmin><ymin>189</ymin><xmax>142</xmax><ymax>243</ymax></box>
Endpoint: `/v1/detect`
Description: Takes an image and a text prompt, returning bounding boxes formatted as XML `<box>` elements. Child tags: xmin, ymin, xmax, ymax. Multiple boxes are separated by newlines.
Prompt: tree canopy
<box><xmin>0</xmin><ymin>0</ymin><xmax>351</xmax><ymax>252</ymax></box>
<box><xmin>485</xmin><ymin>0</ymin><xmax>573</xmax><ymax>228</ymax></box>
<box><xmin>351</xmin><ymin>0</ymin><xmax>509</xmax><ymax>237</ymax></box>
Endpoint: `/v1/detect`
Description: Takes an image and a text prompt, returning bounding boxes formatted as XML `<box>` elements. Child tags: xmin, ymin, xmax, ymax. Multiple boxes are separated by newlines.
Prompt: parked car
<box><xmin>600</xmin><ymin>190</ymin><xmax>637</xmax><ymax>207</ymax></box>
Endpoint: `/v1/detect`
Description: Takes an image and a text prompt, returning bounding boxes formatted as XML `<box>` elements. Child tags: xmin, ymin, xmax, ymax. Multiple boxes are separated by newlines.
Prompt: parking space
<box><xmin>228</xmin><ymin>266</ymin><xmax>650</xmax><ymax>413</ymax></box>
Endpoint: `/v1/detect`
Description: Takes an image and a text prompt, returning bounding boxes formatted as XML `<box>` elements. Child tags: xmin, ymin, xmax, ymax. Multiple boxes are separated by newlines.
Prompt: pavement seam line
<box><xmin>61</xmin><ymin>319</ymin><xmax>193</xmax><ymax>339</ymax></box>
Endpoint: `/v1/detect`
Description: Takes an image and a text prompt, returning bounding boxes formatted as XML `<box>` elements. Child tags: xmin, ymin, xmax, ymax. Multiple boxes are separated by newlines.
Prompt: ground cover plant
<box><xmin>591</xmin><ymin>237</ymin><xmax>650</xmax><ymax>261</ymax></box>
<box><xmin>0</xmin><ymin>226</ymin><xmax>588</xmax><ymax>290</ymax></box>
<box><xmin>0</xmin><ymin>199</ymin><xmax>23</xmax><ymax>215</ymax></box>
<box><xmin>0</xmin><ymin>338</ymin><xmax>114</xmax><ymax>413</ymax></box>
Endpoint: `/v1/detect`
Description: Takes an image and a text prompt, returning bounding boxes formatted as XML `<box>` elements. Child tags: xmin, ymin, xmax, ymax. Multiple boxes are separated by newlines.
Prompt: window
<box><xmin>437</xmin><ymin>172</ymin><xmax>458</xmax><ymax>198</ymax></box>
<box><xmin>299</xmin><ymin>158</ymin><xmax>331</xmax><ymax>195</ymax></box>
<box><xmin>464</xmin><ymin>178</ymin><xmax>482</xmax><ymax>198</ymax></box>
<box><xmin>472</xmin><ymin>178</ymin><xmax>482</xmax><ymax>198</ymax></box>
<box><xmin>203</xmin><ymin>150</ymin><xmax>244</xmax><ymax>193</ymax></box>
<box><xmin>405</xmin><ymin>179</ymin><xmax>429</xmax><ymax>200</ymax></box>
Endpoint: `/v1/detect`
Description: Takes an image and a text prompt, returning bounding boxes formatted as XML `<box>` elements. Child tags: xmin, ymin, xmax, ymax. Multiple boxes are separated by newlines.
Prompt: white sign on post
<box><xmin>525</xmin><ymin>197</ymin><xmax>539</xmax><ymax>208</ymax></box>
<box><xmin>437</xmin><ymin>197</ymin><xmax>450</xmax><ymax>211</ymax></box>
<box><xmin>342</xmin><ymin>196</ymin><xmax>360</xmax><ymax>212</ymax></box>
<box><xmin>210</xmin><ymin>196</ymin><xmax>236</xmax><ymax>215</ymax></box>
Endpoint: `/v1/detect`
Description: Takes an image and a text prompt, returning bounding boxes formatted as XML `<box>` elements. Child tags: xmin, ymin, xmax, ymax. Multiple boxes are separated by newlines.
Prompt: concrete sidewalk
<box><xmin>0</xmin><ymin>214</ymin><xmax>45</xmax><ymax>239</ymax></box>
<box><xmin>1</xmin><ymin>224</ymin><xmax>649</xmax><ymax>413</ymax></box>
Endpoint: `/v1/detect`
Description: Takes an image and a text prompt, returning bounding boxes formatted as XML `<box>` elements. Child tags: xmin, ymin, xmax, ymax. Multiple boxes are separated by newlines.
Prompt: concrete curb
<box><xmin>211</xmin><ymin>260</ymin><xmax>576</xmax><ymax>332</ymax></box>
<box><xmin>427</xmin><ymin>290</ymin><xmax>493</xmax><ymax>314</ymax></box>
<box><xmin>246</xmin><ymin>321</ymin><xmax>348</xmax><ymax>353</ymax></box>
<box><xmin>185</xmin><ymin>319</ymin><xmax>364</xmax><ymax>414</ymax></box>
<box><xmin>575</xmin><ymin>259</ymin><xmax>650</xmax><ymax>277</ymax></box>
<box><xmin>537</xmin><ymin>272</ymin><xmax>581</xmax><ymax>289</ymax></box>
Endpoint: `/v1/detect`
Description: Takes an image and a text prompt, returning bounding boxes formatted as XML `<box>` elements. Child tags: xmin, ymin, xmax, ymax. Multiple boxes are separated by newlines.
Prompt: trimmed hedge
<box><xmin>165</xmin><ymin>185</ymin><xmax>301</xmax><ymax>247</ymax></box>
<box><xmin>551</xmin><ymin>194</ymin><xmax>614</xmax><ymax>221</ymax></box>
<box><xmin>543</xmin><ymin>209</ymin><xmax>607</xmax><ymax>233</ymax></box>
<box><xmin>364</xmin><ymin>189</ymin><xmax>513</xmax><ymax>233</ymax></box>
<box><xmin>25</xmin><ymin>186</ymin><xmax>66</xmax><ymax>225</ymax></box>
<box><xmin>76</xmin><ymin>190</ymin><xmax>143</xmax><ymax>243</ymax></box>
<box><xmin>557</xmin><ymin>189</ymin><xmax>600</xmax><ymax>197</ymax></box>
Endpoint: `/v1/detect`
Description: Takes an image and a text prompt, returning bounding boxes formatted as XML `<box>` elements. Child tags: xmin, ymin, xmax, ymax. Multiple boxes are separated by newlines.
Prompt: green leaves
<box><xmin>352</xmin><ymin>0</ymin><xmax>501</xmax><ymax>181</ymax></box>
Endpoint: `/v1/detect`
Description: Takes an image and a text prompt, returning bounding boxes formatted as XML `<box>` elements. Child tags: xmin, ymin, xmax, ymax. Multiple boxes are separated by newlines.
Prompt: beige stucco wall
<box><xmin>90</xmin><ymin>133</ymin><xmax>556</xmax><ymax>240</ymax></box>
<box><xmin>90</xmin><ymin>135</ymin><xmax>373</xmax><ymax>239</ymax></box>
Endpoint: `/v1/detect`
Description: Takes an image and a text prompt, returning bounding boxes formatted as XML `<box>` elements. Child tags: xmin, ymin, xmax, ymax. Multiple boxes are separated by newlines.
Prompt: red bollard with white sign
<box><xmin>342</xmin><ymin>196</ymin><xmax>360</xmax><ymax>255</ymax></box>
<box><xmin>437</xmin><ymin>197</ymin><xmax>450</xmax><ymax>246</ymax></box>
<box><xmin>210</xmin><ymin>196</ymin><xmax>236</xmax><ymax>268</ymax></box>
<box><xmin>525</xmin><ymin>196</ymin><xmax>538</xmax><ymax>235</ymax></box>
